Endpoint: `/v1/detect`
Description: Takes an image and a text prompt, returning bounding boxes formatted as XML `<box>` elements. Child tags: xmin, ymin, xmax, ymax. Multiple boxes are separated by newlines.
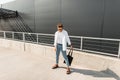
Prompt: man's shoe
<box><xmin>66</xmin><ymin>68</ymin><xmax>71</xmax><ymax>74</ymax></box>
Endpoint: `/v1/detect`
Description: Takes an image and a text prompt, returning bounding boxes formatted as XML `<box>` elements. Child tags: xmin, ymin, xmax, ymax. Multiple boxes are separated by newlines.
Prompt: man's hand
<box><xmin>53</xmin><ymin>47</ymin><xmax>56</xmax><ymax>51</ymax></box>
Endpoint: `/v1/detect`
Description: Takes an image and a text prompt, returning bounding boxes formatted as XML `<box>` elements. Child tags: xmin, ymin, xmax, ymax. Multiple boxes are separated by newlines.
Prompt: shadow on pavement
<box><xmin>59</xmin><ymin>67</ymin><xmax>120</xmax><ymax>80</ymax></box>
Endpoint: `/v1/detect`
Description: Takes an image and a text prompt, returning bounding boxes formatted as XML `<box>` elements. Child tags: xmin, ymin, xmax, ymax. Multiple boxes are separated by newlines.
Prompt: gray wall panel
<box><xmin>35</xmin><ymin>0</ymin><xmax>60</xmax><ymax>34</ymax></box>
<box><xmin>103</xmin><ymin>0</ymin><xmax>120</xmax><ymax>38</ymax></box>
<box><xmin>61</xmin><ymin>0</ymin><xmax>104</xmax><ymax>37</ymax></box>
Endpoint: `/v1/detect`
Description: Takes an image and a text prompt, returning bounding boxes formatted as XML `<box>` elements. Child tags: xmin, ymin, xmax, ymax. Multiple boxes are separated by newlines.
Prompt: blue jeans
<box><xmin>56</xmin><ymin>44</ymin><xmax>70</xmax><ymax>67</ymax></box>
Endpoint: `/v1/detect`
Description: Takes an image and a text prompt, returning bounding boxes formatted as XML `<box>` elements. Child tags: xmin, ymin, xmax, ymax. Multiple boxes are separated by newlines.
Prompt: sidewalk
<box><xmin>0</xmin><ymin>47</ymin><xmax>117</xmax><ymax>80</ymax></box>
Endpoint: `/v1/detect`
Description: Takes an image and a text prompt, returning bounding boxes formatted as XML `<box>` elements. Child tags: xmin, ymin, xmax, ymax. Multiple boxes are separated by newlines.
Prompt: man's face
<box><xmin>57</xmin><ymin>26</ymin><xmax>63</xmax><ymax>32</ymax></box>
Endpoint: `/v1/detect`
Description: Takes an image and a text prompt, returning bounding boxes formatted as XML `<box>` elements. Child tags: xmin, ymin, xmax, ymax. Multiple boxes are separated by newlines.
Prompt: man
<box><xmin>52</xmin><ymin>23</ymin><xmax>73</xmax><ymax>74</ymax></box>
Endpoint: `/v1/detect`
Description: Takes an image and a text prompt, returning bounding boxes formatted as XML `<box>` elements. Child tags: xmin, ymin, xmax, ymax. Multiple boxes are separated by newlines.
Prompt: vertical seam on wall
<box><xmin>101</xmin><ymin>0</ymin><xmax>106</xmax><ymax>38</ymax></box>
<box><xmin>60</xmin><ymin>0</ymin><xmax>62</xmax><ymax>23</ymax></box>
<box><xmin>34</xmin><ymin>0</ymin><xmax>36</xmax><ymax>32</ymax></box>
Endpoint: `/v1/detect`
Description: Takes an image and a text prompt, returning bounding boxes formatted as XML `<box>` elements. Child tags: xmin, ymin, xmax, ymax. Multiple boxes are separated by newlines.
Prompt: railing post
<box><xmin>118</xmin><ymin>42</ymin><xmax>120</xmax><ymax>58</ymax></box>
<box><xmin>80</xmin><ymin>36</ymin><xmax>83</xmax><ymax>50</ymax></box>
<box><xmin>12</xmin><ymin>32</ymin><xmax>14</xmax><ymax>39</ymax></box>
<box><xmin>23</xmin><ymin>32</ymin><xmax>26</xmax><ymax>51</ymax></box>
<box><xmin>4</xmin><ymin>31</ymin><xmax>6</xmax><ymax>39</ymax></box>
<box><xmin>23</xmin><ymin>33</ymin><xmax>25</xmax><ymax>42</ymax></box>
<box><xmin>37</xmin><ymin>34</ymin><xmax>39</xmax><ymax>44</ymax></box>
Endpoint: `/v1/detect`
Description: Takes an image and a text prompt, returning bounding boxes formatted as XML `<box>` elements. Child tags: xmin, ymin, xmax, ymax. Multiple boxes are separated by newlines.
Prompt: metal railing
<box><xmin>0</xmin><ymin>31</ymin><xmax>120</xmax><ymax>58</ymax></box>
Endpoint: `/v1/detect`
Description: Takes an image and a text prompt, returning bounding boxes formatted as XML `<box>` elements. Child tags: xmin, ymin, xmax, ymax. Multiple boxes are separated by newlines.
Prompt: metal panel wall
<box><xmin>61</xmin><ymin>0</ymin><xmax>104</xmax><ymax>37</ymax></box>
<box><xmin>1</xmin><ymin>0</ymin><xmax>120</xmax><ymax>39</ymax></box>
<box><xmin>103</xmin><ymin>0</ymin><xmax>120</xmax><ymax>38</ymax></box>
<box><xmin>35</xmin><ymin>0</ymin><xmax>60</xmax><ymax>33</ymax></box>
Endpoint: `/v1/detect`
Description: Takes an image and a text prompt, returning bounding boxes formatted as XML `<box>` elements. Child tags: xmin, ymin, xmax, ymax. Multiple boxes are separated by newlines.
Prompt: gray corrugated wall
<box><xmin>1</xmin><ymin>0</ymin><xmax>120</xmax><ymax>38</ymax></box>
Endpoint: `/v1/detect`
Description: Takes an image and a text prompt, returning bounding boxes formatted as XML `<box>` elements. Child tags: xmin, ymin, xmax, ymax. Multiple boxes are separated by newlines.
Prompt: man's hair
<box><xmin>57</xmin><ymin>23</ymin><xmax>63</xmax><ymax>28</ymax></box>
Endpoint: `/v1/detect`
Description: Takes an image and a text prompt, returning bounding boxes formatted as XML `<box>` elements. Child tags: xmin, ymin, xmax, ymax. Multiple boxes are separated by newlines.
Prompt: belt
<box><xmin>57</xmin><ymin>43</ymin><xmax>62</xmax><ymax>45</ymax></box>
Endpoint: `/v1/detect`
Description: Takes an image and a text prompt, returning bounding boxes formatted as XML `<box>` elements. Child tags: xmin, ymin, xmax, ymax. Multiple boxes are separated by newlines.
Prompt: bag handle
<box><xmin>68</xmin><ymin>47</ymin><xmax>73</xmax><ymax>56</ymax></box>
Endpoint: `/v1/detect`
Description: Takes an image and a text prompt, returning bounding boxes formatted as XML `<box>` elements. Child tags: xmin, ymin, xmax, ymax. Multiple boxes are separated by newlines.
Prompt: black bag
<box><xmin>64</xmin><ymin>48</ymin><xmax>73</xmax><ymax>66</ymax></box>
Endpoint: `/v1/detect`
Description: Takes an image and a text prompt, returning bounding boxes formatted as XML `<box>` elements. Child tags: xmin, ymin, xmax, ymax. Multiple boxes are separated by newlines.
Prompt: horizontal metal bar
<box><xmin>82</xmin><ymin>49</ymin><xmax>118</xmax><ymax>57</ymax></box>
<box><xmin>84</xmin><ymin>36</ymin><xmax>120</xmax><ymax>42</ymax></box>
<box><xmin>83</xmin><ymin>47</ymin><xmax>118</xmax><ymax>53</ymax></box>
<box><xmin>83</xmin><ymin>40</ymin><xmax>118</xmax><ymax>45</ymax></box>
<box><xmin>84</xmin><ymin>43</ymin><xmax>118</xmax><ymax>49</ymax></box>
<box><xmin>20</xmin><ymin>32</ymin><xmax>54</xmax><ymax>36</ymax></box>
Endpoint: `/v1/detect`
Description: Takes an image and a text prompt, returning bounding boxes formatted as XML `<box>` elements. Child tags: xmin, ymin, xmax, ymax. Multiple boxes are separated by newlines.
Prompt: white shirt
<box><xmin>54</xmin><ymin>29</ymin><xmax>71</xmax><ymax>51</ymax></box>
<box><xmin>57</xmin><ymin>31</ymin><xmax>64</xmax><ymax>44</ymax></box>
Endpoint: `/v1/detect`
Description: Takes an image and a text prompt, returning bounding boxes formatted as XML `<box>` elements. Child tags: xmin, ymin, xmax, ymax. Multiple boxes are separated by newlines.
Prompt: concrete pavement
<box><xmin>0</xmin><ymin>47</ymin><xmax>117</xmax><ymax>80</ymax></box>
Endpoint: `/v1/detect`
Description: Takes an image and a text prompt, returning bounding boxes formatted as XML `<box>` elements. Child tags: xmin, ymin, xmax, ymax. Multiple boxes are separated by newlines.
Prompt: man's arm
<box><xmin>54</xmin><ymin>32</ymin><xmax>57</xmax><ymax>47</ymax></box>
<box><xmin>66</xmin><ymin>31</ymin><xmax>72</xmax><ymax>47</ymax></box>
